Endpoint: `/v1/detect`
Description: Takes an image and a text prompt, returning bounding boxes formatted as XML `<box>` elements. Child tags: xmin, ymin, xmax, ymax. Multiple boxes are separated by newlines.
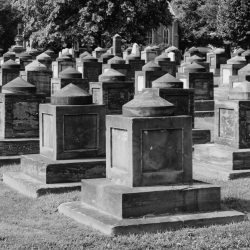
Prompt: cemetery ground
<box><xmin>0</xmin><ymin>164</ymin><xmax>250</xmax><ymax>250</ymax></box>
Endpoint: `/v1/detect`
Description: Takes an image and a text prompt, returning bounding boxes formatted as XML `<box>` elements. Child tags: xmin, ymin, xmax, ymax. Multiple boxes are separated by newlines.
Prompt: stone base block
<box><xmin>0</xmin><ymin>156</ymin><xmax>21</xmax><ymax>167</ymax></box>
<box><xmin>58</xmin><ymin>201</ymin><xmax>246</xmax><ymax>235</ymax></box>
<box><xmin>3</xmin><ymin>172</ymin><xmax>81</xmax><ymax>198</ymax></box>
<box><xmin>21</xmin><ymin>154</ymin><xmax>106</xmax><ymax>184</ymax></box>
<box><xmin>192</xmin><ymin>129</ymin><xmax>211</xmax><ymax>144</ymax></box>
<box><xmin>214</xmin><ymin>86</ymin><xmax>229</xmax><ymax>101</ymax></box>
<box><xmin>195</xmin><ymin>100</ymin><xmax>214</xmax><ymax>112</ymax></box>
<box><xmin>0</xmin><ymin>138</ymin><xmax>39</xmax><ymax>156</ymax></box>
<box><xmin>193</xmin><ymin>144</ymin><xmax>250</xmax><ymax>180</ymax></box>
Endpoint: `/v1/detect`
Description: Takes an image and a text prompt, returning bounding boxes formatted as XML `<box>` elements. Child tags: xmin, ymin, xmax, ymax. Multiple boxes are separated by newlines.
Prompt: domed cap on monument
<box><xmin>36</xmin><ymin>52</ymin><xmax>51</xmax><ymax>61</ymax></box>
<box><xmin>142</xmin><ymin>61</ymin><xmax>162</xmax><ymax>71</ymax></box>
<box><xmin>213</xmin><ymin>48</ymin><xmax>225</xmax><ymax>54</ymax></box>
<box><xmin>165</xmin><ymin>46</ymin><xmax>179</xmax><ymax>53</ymax></box>
<box><xmin>107</xmin><ymin>56</ymin><xmax>125</xmax><ymax>64</ymax></box>
<box><xmin>184</xmin><ymin>63</ymin><xmax>205</xmax><ymax>73</ymax></box>
<box><xmin>3</xmin><ymin>51</ymin><xmax>15</xmax><ymax>57</ymax></box>
<box><xmin>155</xmin><ymin>54</ymin><xmax>170</xmax><ymax>62</ymax></box>
<box><xmin>80</xmin><ymin>51</ymin><xmax>91</xmax><ymax>59</ymax></box>
<box><xmin>25</xmin><ymin>60</ymin><xmax>47</xmax><ymax>71</ymax></box>
<box><xmin>235</xmin><ymin>48</ymin><xmax>245</xmax><ymax>54</ymax></box>
<box><xmin>12</xmin><ymin>45</ymin><xmax>25</xmax><ymax>53</ymax></box>
<box><xmin>152</xmin><ymin>73</ymin><xmax>183</xmax><ymax>88</ymax></box>
<box><xmin>242</xmin><ymin>50</ymin><xmax>250</xmax><ymax>56</ymax></box>
<box><xmin>2</xmin><ymin>77</ymin><xmax>36</xmax><ymax>94</ymax></box>
<box><xmin>94</xmin><ymin>46</ymin><xmax>106</xmax><ymax>52</ymax></box>
<box><xmin>100</xmin><ymin>52</ymin><xmax>114</xmax><ymax>59</ymax></box>
<box><xmin>59</xmin><ymin>67</ymin><xmax>82</xmax><ymax>79</ymax></box>
<box><xmin>229</xmin><ymin>81</ymin><xmax>250</xmax><ymax>100</ymax></box>
<box><xmin>187</xmin><ymin>55</ymin><xmax>205</xmax><ymax>63</ymax></box>
<box><xmin>1</xmin><ymin>59</ymin><xmax>20</xmax><ymax>69</ymax></box>
<box><xmin>51</xmin><ymin>83</ymin><xmax>92</xmax><ymax>105</ymax></box>
<box><xmin>122</xmin><ymin>90</ymin><xmax>175</xmax><ymax>117</ymax></box>
<box><xmin>227</xmin><ymin>56</ymin><xmax>246</xmax><ymax>65</ymax></box>
<box><xmin>188</xmin><ymin>47</ymin><xmax>198</xmax><ymax>52</ymax></box>
<box><xmin>82</xmin><ymin>55</ymin><xmax>98</xmax><ymax>62</ymax></box>
<box><xmin>99</xmin><ymin>69</ymin><xmax>125</xmax><ymax>82</ymax></box>
<box><xmin>18</xmin><ymin>52</ymin><xmax>32</xmax><ymax>59</ymax></box>
<box><xmin>61</xmin><ymin>51</ymin><xmax>72</xmax><ymax>58</ymax></box>
<box><xmin>56</xmin><ymin>55</ymin><xmax>72</xmax><ymax>62</ymax></box>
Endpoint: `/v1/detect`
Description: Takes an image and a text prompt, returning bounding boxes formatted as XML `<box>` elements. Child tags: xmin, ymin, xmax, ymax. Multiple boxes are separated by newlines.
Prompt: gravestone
<box><xmin>18</xmin><ymin>52</ymin><xmax>33</xmax><ymax>69</ymax></box>
<box><xmin>3</xmin><ymin>52</ymin><xmax>16</xmax><ymax>63</ymax></box>
<box><xmin>20</xmin><ymin>60</ymin><xmax>53</xmax><ymax>97</ymax></box>
<box><xmin>183</xmin><ymin>47</ymin><xmax>203</xmax><ymax>62</ymax></box>
<box><xmin>194</xmin><ymin>81</ymin><xmax>250</xmax><ymax>180</ymax></box>
<box><xmin>103</xmin><ymin>56</ymin><xmax>131</xmax><ymax>81</ymax></box>
<box><xmin>0</xmin><ymin>60</ymin><xmax>21</xmax><ymax>87</ymax></box>
<box><xmin>135</xmin><ymin>61</ymin><xmax>165</xmax><ymax>95</ymax></box>
<box><xmin>165</xmin><ymin>46</ymin><xmax>182</xmax><ymax>65</ymax></box>
<box><xmin>232</xmin><ymin>48</ymin><xmax>245</xmax><ymax>57</ymax></box>
<box><xmin>155</xmin><ymin>54</ymin><xmax>176</xmax><ymax>76</ymax></box>
<box><xmin>59</xmin><ymin>91</ymin><xmax>245</xmax><ymax>235</ymax></box>
<box><xmin>242</xmin><ymin>50</ymin><xmax>250</xmax><ymax>64</ymax></box>
<box><xmin>27</xmin><ymin>49</ymin><xmax>40</xmax><ymax>60</ymax></box>
<box><xmin>141</xmin><ymin>47</ymin><xmax>158</xmax><ymax>63</ymax></box>
<box><xmin>113</xmin><ymin>34</ymin><xmax>122</xmax><ymax>57</ymax></box>
<box><xmin>207</xmin><ymin>48</ymin><xmax>228</xmax><ymax>75</ymax></box>
<box><xmin>36</xmin><ymin>53</ymin><xmax>52</xmax><ymax>71</ymax></box>
<box><xmin>76</xmin><ymin>55</ymin><xmax>102</xmax><ymax>82</ymax></box>
<box><xmin>92</xmin><ymin>47</ymin><xmax>106</xmax><ymax>59</ymax></box>
<box><xmin>52</xmin><ymin>56</ymin><xmax>76</xmax><ymax>78</ymax></box>
<box><xmin>44</xmin><ymin>49</ymin><xmax>58</xmax><ymax>61</ymax></box>
<box><xmin>51</xmin><ymin>67</ymin><xmax>88</xmax><ymax>95</ymax></box>
<box><xmin>89</xmin><ymin>69</ymin><xmax>134</xmax><ymax>114</ymax></box>
<box><xmin>229</xmin><ymin>64</ymin><xmax>250</xmax><ymax>91</ymax></box>
<box><xmin>98</xmin><ymin>52</ymin><xmax>114</xmax><ymax>64</ymax></box>
<box><xmin>122</xmin><ymin>46</ymin><xmax>132</xmax><ymax>59</ymax></box>
<box><xmin>3</xmin><ymin>84</ymin><xmax>106</xmax><ymax>198</ymax></box>
<box><xmin>0</xmin><ymin>77</ymin><xmax>45</xmax><ymax>159</ymax></box>
<box><xmin>126</xmin><ymin>53</ymin><xmax>145</xmax><ymax>81</ymax></box>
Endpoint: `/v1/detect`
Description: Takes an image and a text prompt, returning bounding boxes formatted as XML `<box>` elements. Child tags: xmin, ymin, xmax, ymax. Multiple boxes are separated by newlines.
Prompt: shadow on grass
<box><xmin>222</xmin><ymin>197</ymin><xmax>250</xmax><ymax>214</ymax></box>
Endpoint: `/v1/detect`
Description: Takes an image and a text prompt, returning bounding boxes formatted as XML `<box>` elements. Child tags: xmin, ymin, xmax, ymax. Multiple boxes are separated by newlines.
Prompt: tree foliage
<box><xmin>11</xmin><ymin>0</ymin><xmax>173</xmax><ymax>51</ymax></box>
<box><xmin>217</xmin><ymin>0</ymin><xmax>250</xmax><ymax>49</ymax></box>
<box><xmin>171</xmin><ymin>0</ymin><xmax>223</xmax><ymax>51</ymax></box>
<box><xmin>0</xmin><ymin>0</ymin><xmax>22</xmax><ymax>52</ymax></box>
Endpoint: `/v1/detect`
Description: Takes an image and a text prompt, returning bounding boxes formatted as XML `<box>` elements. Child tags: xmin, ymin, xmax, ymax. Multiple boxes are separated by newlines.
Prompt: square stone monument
<box><xmin>0</xmin><ymin>60</ymin><xmax>21</xmax><ymax>87</ymax></box>
<box><xmin>44</xmin><ymin>49</ymin><xmax>58</xmax><ymax>61</ymax></box>
<box><xmin>98</xmin><ymin>52</ymin><xmax>114</xmax><ymax>64</ymax></box>
<box><xmin>141</xmin><ymin>47</ymin><xmax>158</xmax><ymax>63</ymax></box>
<box><xmin>155</xmin><ymin>54</ymin><xmax>177</xmax><ymax>76</ymax></box>
<box><xmin>3</xmin><ymin>84</ymin><xmax>106</xmax><ymax>198</ymax></box>
<box><xmin>27</xmin><ymin>49</ymin><xmax>40</xmax><ymax>60</ymax></box>
<box><xmin>183</xmin><ymin>47</ymin><xmax>203</xmax><ymax>62</ymax></box>
<box><xmin>52</xmin><ymin>56</ymin><xmax>76</xmax><ymax>78</ymax></box>
<box><xmin>194</xmin><ymin>81</ymin><xmax>250</xmax><ymax>180</ymax></box>
<box><xmin>229</xmin><ymin>64</ymin><xmax>250</xmax><ymax>91</ymax></box>
<box><xmin>3</xmin><ymin>52</ymin><xmax>16</xmax><ymax>63</ymax></box>
<box><xmin>36</xmin><ymin>53</ymin><xmax>52</xmax><ymax>71</ymax></box>
<box><xmin>165</xmin><ymin>46</ymin><xmax>182</xmax><ymax>65</ymax></box>
<box><xmin>89</xmin><ymin>69</ymin><xmax>134</xmax><ymax>114</ymax></box>
<box><xmin>92</xmin><ymin>47</ymin><xmax>106</xmax><ymax>59</ymax></box>
<box><xmin>59</xmin><ymin>91</ymin><xmax>245</xmax><ymax>235</ymax></box>
<box><xmin>18</xmin><ymin>52</ymin><xmax>33</xmax><ymax>69</ymax></box>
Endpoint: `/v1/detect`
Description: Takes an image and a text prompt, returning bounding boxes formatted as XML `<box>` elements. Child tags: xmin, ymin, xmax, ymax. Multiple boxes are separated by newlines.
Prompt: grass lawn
<box><xmin>1</xmin><ymin>165</ymin><xmax>250</xmax><ymax>249</ymax></box>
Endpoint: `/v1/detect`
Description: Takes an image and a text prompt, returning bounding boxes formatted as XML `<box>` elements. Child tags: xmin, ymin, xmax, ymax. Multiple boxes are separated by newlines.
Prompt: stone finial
<box><xmin>131</xmin><ymin>43</ymin><xmax>141</xmax><ymax>57</ymax></box>
<box><xmin>107</xmin><ymin>56</ymin><xmax>125</xmax><ymax>64</ymax></box>
<box><xmin>2</xmin><ymin>77</ymin><xmax>36</xmax><ymax>94</ymax></box>
<box><xmin>36</xmin><ymin>52</ymin><xmax>52</xmax><ymax>61</ymax></box>
<box><xmin>184</xmin><ymin>63</ymin><xmax>205</xmax><ymax>73</ymax></box>
<box><xmin>51</xmin><ymin>83</ymin><xmax>92</xmax><ymax>105</ymax></box>
<box><xmin>188</xmin><ymin>47</ymin><xmax>198</xmax><ymax>52</ymax></box>
<box><xmin>165</xmin><ymin>46</ymin><xmax>178</xmax><ymax>53</ymax></box>
<box><xmin>25</xmin><ymin>60</ymin><xmax>47</xmax><ymax>71</ymax></box>
<box><xmin>229</xmin><ymin>81</ymin><xmax>250</xmax><ymax>100</ymax></box>
<box><xmin>82</xmin><ymin>55</ymin><xmax>98</xmax><ymax>62</ymax></box>
<box><xmin>155</xmin><ymin>54</ymin><xmax>170</xmax><ymax>62</ymax></box>
<box><xmin>61</xmin><ymin>51</ymin><xmax>72</xmax><ymax>58</ymax></box>
<box><xmin>227</xmin><ymin>56</ymin><xmax>246</xmax><ymax>65</ymax></box>
<box><xmin>122</xmin><ymin>90</ymin><xmax>175</xmax><ymax>117</ymax></box>
<box><xmin>99</xmin><ymin>69</ymin><xmax>125</xmax><ymax>82</ymax></box>
<box><xmin>152</xmin><ymin>73</ymin><xmax>183</xmax><ymax>88</ymax></box>
<box><xmin>18</xmin><ymin>52</ymin><xmax>32</xmax><ymax>59</ymax></box>
<box><xmin>1</xmin><ymin>59</ymin><xmax>20</xmax><ymax>69</ymax></box>
<box><xmin>56</xmin><ymin>55</ymin><xmax>72</xmax><ymax>62</ymax></box>
<box><xmin>186</xmin><ymin>55</ymin><xmax>205</xmax><ymax>63</ymax></box>
<box><xmin>80</xmin><ymin>52</ymin><xmax>91</xmax><ymax>59</ymax></box>
<box><xmin>59</xmin><ymin>67</ymin><xmax>82</xmax><ymax>79</ymax></box>
<box><xmin>142</xmin><ymin>61</ymin><xmax>162</xmax><ymax>72</ymax></box>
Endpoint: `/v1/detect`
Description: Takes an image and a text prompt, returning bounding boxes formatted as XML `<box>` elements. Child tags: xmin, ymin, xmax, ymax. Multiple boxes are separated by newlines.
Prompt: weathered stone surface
<box><xmin>229</xmin><ymin>75</ymin><xmax>250</xmax><ymax>91</ymax></box>
<box><xmin>141</xmin><ymin>50</ymin><xmax>158</xmax><ymax>63</ymax></box>
<box><xmin>228</xmin><ymin>81</ymin><xmax>250</xmax><ymax>100</ymax></box>
<box><xmin>52</xmin><ymin>60</ymin><xmax>76</xmax><ymax>78</ymax></box>
<box><xmin>126</xmin><ymin>57</ymin><xmax>145</xmax><ymax>81</ymax></box>
<box><xmin>0</xmin><ymin>155</ymin><xmax>20</xmax><ymax>166</ymax></box>
<box><xmin>192</xmin><ymin>129</ymin><xmax>211</xmax><ymax>144</ymax></box>
<box><xmin>3</xmin><ymin>52</ymin><xmax>15</xmax><ymax>62</ymax></box>
<box><xmin>102</xmin><ymin>63</ymin><xmax>131</xmax><ymax>81</ymax></box>
<box><xmin>21</xmin><ymin>154</ymin><xmax>106</xmax><ymax>184</ymax></box>
<box><xmin>152</xmin><ymin>73</ymin><xmax>183</xmax><ymax>88</ymax></box>
<box><xmin>98</xmin><ymin>69</ymin><xmax>125</xmax><ymax>82</ymax></box>
<box><xmin>0</xmin><ymin>60</ymin><xmax>21</xmax><ymax>87</ymax></box>
<box><xmin>25</xmin><ymin>60</ymin><xmax>47</xmax><ymax>72</ymax></box>
<box><xmin>142</xmin><ymin>61</ymin><xmax>161</xmax><ymax>72</ymax></box>
<box><xmin>92</xmin><ymin>47</ymin><xmax>106</xmax><ymax>59</ymax></box>
<box><xmin>113</xmin><ymin>34</ymin><xmax>122</xmax><ymax>57</ymax></box>
<box><xmin>59</xmin><ymin>67</ymin><xmax>82</xmax><ymax>79</ymax></box>
<box><xmin>98</xmin><ymin>52</ymin><xmax>114</xmax><ymax>64</ymax></box>
<box><xmin>76</xmin><ymin>60</ymin><xmax>102</xmax><ymax>82</ymax></box>
<box><xmin>184</xmin><ymin>63</ymin><xmax>205</xmax><ymax>73</ymax></box>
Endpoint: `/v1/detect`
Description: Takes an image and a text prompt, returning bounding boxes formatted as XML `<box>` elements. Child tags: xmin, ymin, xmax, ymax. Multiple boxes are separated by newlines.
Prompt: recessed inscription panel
<box><xmin>53</xmin><ymin>65</ymin><xmax>58</xmax><ymax>78</ymax></box>
<box><xmin>86</xmin><ymin>66</ymin><xmax>100</xmax><ymax>82</ymax></box>
<box><xmin>107</xmin><ymin>89</ymin><xmax>130</xmax><ymax>112</ymax></box>
<box><xmin>163</xmin><ymin>95</ymin><xmax>190</xmax><ymax>115</ymax></box>
<box><xmin>92</xmin><ymin>88</ymin><xmax>101</xmax><ymax>104</ymax></box>
<box><xmin>111</xmin><ymin>128</ymin><xmax>128</xmax><ymax>172</ymax></box>
<box><xmin>52</xmin><ymin>83</ymin><xmax>60</xmax><ymax>95</ymax></box>
<box><xmin>193</xmin><ymin>79</ymin><xmax>209</xmax><ymax>99</ymax></box>
<box><xmin>222</xmin><ymin>69</ymin><xmax>231</xmax><ymax>85</ymax></box>
<box><xmin>210</xmin><ymin>57</ymin><xmax>216</xmax><ymax>66</ymax></box>
<box><xmin>219</xmin><ymin>108</ymin><xmax>235</xmax><ymax>139</ymax></box>
<box><xmin>42</xmin><ymin>114</ymin><xmax>53</xmax><ymax>149</ymax></box>
<box><xmin>64</xmin><ymin>114</ymin><xmax>98</xmax><ymax>151</ymax></box>
<box><xmin>142</xmin><ymin>129</ymin><xmax>183</xmax><ymax>173</ymax></box>
<box><xmin>137</xmin><ymin>76</ymin><xmax>144</xmax><ymax>91</ymax></box>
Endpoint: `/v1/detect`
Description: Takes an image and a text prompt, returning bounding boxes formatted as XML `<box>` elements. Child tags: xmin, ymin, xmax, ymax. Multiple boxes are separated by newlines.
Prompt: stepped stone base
<box><xmin>21</xmin><ymin>154</ymin><xmax>106</xmax><ymax>184</ymax></box>
<box><xmin>3</xmin><ymin>172</ymin><xmax>81</xmax><ymax>198</ymax></box>
<box><xmin>192</xmin><ymin>129</ymin><xmax>211</xmax><ymax>144</ymax></box>
<box><xmin>0</xmin><ymin>138</ymin><xmax>39</xmax><ymax>156</ymax></box>
<box><xmin>193</xmin><ymin>144</ymin><xmax>250</xmax><ymax>180</ymax></box>
<box><xmin>0</xmin><ymin>156</ymin><xmax>21</xmax><ymax>166</ymax></box>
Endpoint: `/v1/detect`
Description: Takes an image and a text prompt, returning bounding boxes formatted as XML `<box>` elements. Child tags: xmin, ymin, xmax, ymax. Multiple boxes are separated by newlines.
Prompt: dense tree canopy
<box><xmin>11</xmin><ymin>0</ymin><xmax>173</xmax><ymax>51</ymax></box>
<box><xmin>217</xmin><ymin>0</ymin><xmax>250</xmax><ymax>49</ymax></box>
<box><xmin>0</xmin><ymin>0</ymin><xmax>21</xmax><ymax>52</ymax></box>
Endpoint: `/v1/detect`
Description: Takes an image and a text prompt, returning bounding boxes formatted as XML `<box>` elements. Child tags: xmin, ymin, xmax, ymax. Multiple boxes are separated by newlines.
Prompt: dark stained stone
<box><xmin>27</xmin><ymin>49</ymin><xmax>40</xmax><ymax>57</ymax></box>
<box><xmin>108</xmin><ymin>56</ymin><xmax>126</xmax><ymax>64</ymax></box>
<box><xmin>98</xmin><ymin>69</ymin><xmax>125</xmax><ymax>82</ymax></box>
<box><xmin>152</xmin><ymin>73</ymin><xmax>183</xmax><ymax>88</ymax></box>
<box><xmin>59</xmin><ymin>67</ymin><xmax>82</xmax><ymax>79</ymax></box>
<box><xmin>229</xmin><ymin>81</ymin><xmax>250</xmax><ymax>100</ymax></box>
<box><xmin>51</xmin><ymin>83</ymin><xmax>92</xmax><ymax>105</ymax></box>
<box><xmin>82</xmin><ymin>55</ymin><xmax>98</xmax><ymax>62</ymax></box>
<box><xmin>122</xmin><ymin>90</ymin><xmax>175</xmax><ymax>117</ymax></box>
<box><xmin>184</xmin><ymin>63</ymin><xmax>206</xmax><ymax>73</ymax></box>
<box><xmin>142</xmin><ymin>61</ymin><xmax>162</xmax><ymax>72</ymax></box>
<box><xmin>3</xmin><ymin>51</ymin><xmax>15</xmax><ymax>57</ymax></box>
<box><xmin>1</xmin><ymin>59</ymin><xmax>20</xmax><ymax>69</ymax></box>
<box><xmin>126</xmin><ymin>53</ymin><xmax>140</xmax><ymax>60</ymax></box>
<box><xmin>2</xmin><ymin>77</ymin><xmax>36</xmax><ymax>94</ymax></box>
<box><xmin>126</xmin><ymin>47</ymin><xmax>132</xmax><ymax>52</ymax></box>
